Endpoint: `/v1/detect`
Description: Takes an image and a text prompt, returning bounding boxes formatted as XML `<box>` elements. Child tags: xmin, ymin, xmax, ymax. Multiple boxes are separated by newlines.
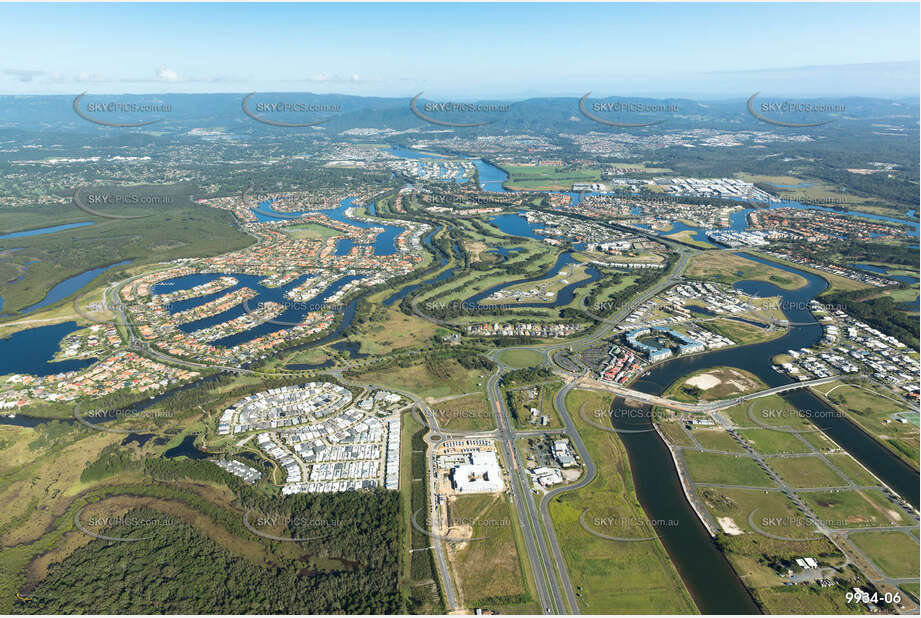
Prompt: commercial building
<box><xmin>450</xmin><ymin>451</ymin><xmax>505</xmax><ymax>494</ymax></box>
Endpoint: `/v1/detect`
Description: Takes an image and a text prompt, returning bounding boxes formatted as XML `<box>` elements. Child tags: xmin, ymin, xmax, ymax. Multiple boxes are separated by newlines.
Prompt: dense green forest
<box><xmin>18</xmin><ymin>459</ymin><xmax>403</xmax><ymax>614</ymax></box>
<box><xmin>16</xmin><ymin>505</ymin><xmax>400</xmax><ymax>614</ymax></box>
<box><xmin>823</xmin><ymin>290</ymin><xmax>919</xmax><ymax>348</ymax></box>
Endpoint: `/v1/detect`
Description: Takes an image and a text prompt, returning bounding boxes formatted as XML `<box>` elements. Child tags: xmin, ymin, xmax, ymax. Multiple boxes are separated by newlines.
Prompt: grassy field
<box><xmin>699</xmin><ymin>487</ymin><xmax>819</xmax><ymax>540</ymax></box>
<box><xmin>904</xmin><ymin>583</ymin><xmax>921</xmax><ymax>603</ymax></box>
<box><xmin>663</xmin><ymin>230</ymin><xmax>717</xmax><ymax>249</ymax></box>
<box><xmin>280</xmin><ymin>222</ymin><xmax>343</xmax><ymax>240</ymax></box>
<box><xmin>752</xmin><ymin>584</ymin><xmax>867</xmax><ymax>615</ymax></box>
<box><xmin>747</xmin><ymin>251</ymin><xmax>875</xmax><ymax>294</ymax></box>
<box><xmin>800</xmin><ymin>489</ymin><xmax>908</xmax><ymax>528</ymax></box>
<box><xmin>702</xmin><ymin>317</ymin><xmax>783</xmax><ymax>346</ymax></box>
<box><xmin>355</xmin><ymin>357</ymin><xmax>489</xmax><ymax>401</ymax></box>
<box><xmin>608</xmin><ymin>162</ymin><xmax>673</xmax><ymax>174</ymax></box>
<box><xmin>735</xmin><ymin>172</ymin><xmax>900</xmax><ymax>216</ymax></box>
<box><xmin>686</xmin><ymin>252</ymin><xmax>808</xmax><ymax>290</ymax></box>
<box><xmin>690</xmin><ymin>428</ymin><xmax>746</xmax><ymax>453</ymax></box>
<box><xmin>419</xmin><ymin>250</ymin><xmax>560</xmax><ymax>307</ymax></box>
<box><xmin>862</xmin><ymin>285</ymin><xmax>921</xmax><ymax>308</ymax></box>
<box><xmin>682</xmin><ymin>451</ymin><xmax>776</xmax><ymax>488</ymax></box>
<box><xmin>723</xmin><ymin>395</ymin><xmax>817</xmax><ymax>433</ymax></box>
<box><xmin>499</xmin><ymin>164</ymin><xmax>601</xmax><ymax>191</ymax></box>
<box><xmin>737</xmin><ymin>428</ymin><xmax>812</xmax><ymax>455</ymax></box>
<box><xmin>769</xmin><ymin>456</ymin><xmax>849</xmax><ymax>488</ymax></box>
<box><xmin>573</xmin><ymin>272</ymin><xmax>640</xmax><ymax>314</ymax></box>
<box><xmin>282</xmin><ymin>345</ymin><xmax>332</xmax><ymax>366</ymax></box>
<box><xmin>825</xmin><ymin>453</ymin><xmax>881</xmax><ymax>486</ymax></box>
<box><xmin>798</xmin><ymin>430</ymin><xmax>838</xmax><ymax>453</ymax></box>
<box><xmin>430</xmin><ymin>393</ymin><xmax>496</xmax><ymax>432</ymax></box>
<box><xmin>400</xmin><ymin>409</ymin><xmax>423</xmax><ymax>585</ymax></box>
<box><xmin>497</xmin><ymin>349</ymin><xmax>546</xmax><ymax>368</ymax></box>
<box><xmin>506</xmin><ymin>380</ymin><xmax>563</xmax><ymax>430</ymax></box>
<box><xmin>657</xmin><ymin>420</ymin><xmax>695</xmax><ymax>447</ymax></box>
<box><xmin>811</xmin><ymin>380</ymin><xmax>919</xmax><ymax>470</ymax></box>
<box><xmin>696</xmin><ymin>485</ymin><xmax>861</xmax><ymax>614</ymax></box>
<box><xmin>547</xmin><ymin>388</ymin><xmax>697</xmax><ymax>614</ymax></box>
<box><xmin>447</xmin><ymin>493</ymin><xmax>532</xmax><ymax>610</ymax></box>
<box><xmin>848</xmin><ymin>530</ymin><xmax>920</xmax><ymax>579</ymax></box>
<box><xmin>479</xmin><ymin>262</ymin><xmax>593</xmax><ymax>306</ymax></box>
<box><xmin>350</xmin><ymin>307</ymin><xmax>440</xmax><ymax>355</ymax></box>
<box><xmin>403</xmin><ymin>416</ymin><xmax>444</xmax><ymax>612</ymax></box>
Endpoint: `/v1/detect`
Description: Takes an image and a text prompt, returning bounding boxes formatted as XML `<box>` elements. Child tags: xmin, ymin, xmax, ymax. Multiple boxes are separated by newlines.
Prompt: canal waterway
<box><xmin>464</xmin><ymin>251</ymin><xmax>601</xmax><ymax>309</ymax></box>
<box><xmin>629</xmin><ymin>252</ymin><xmax>919</xmax><ymax>507</ymax></box>
<box><xmin>599</xmin><ymin>251</ymin><xmax>919</xmax><ymax>614</ymax></box>
<box><xmin>152</xmin><ymin>271</ymin><xmax>364</xmax><ymax>349</ymax></box>
<box><xmin>0</xmin><ymin>321</ymin><xmax>97</xmax><ymax>376</ymax></box>
<box><xmin>607</xmin><ymin>403</ymin><xmax>761</xmax><ymax>614</ymax></box>
<box><xmin>251</xmin><ymin>197</ymin><xmax>405</xmax><ymax>256</ymax></box>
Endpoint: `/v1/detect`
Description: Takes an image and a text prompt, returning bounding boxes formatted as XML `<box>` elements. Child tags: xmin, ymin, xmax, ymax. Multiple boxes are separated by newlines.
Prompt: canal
<box><xmin>600</xmin><ymin>251</ymin><xmax>919</xmax><ymax>614</ymax></box>
<box><xmin>632</xmin><ymin>252</ymin><xmax>919</xmax><ymax>507</ymax></box>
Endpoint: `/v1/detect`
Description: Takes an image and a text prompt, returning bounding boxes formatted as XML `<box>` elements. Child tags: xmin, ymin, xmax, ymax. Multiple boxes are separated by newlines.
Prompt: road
<box><xmin>406</xmin><ymin>247</ymin><xmax>699</xmax><ymax>614</ymax></box>
<box><xmin>486</xmin><ymin>356</ymin><xmax>566</xmax><ymax>614</ymax></box>
<box><xmin>333</xmin><ymin>373</ymin><xmax>460</xmax><ymax>611</ymax></box>
<box><xmin>574</xmin><ymin>374</ymin><xmax>848</xmax><ymax>413</ymax></box>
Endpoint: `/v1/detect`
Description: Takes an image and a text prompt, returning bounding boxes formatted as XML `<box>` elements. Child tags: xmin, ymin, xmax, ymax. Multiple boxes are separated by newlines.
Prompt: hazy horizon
<box><xmin>2</xmin><ymin>3</ymin><xmax>918</xmax><ymax>98</ymax></box>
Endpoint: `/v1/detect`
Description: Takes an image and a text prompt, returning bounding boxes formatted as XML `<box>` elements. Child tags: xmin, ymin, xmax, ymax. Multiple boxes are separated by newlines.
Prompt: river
<box><xmin>251</xmin><ymin>196</ymin><xmax>405</xmax><ymax>256</ymax></box>
<box><xmin>600</xmin><ymin>251</ymin><xmax>918</xmax><ymax>614</ymax></box>
<box><xmin>0</xmin><ymin>221</ymin><xmax>95</xmax><ymax>240</ymax></box>
<box><xmin>628</xmin><ymin>252</ymin><xmax>919</xmax><ymax>504</ymax></box>
<box><xmin>464</xmin><ymin>157</ymin><xmax>920</xmax><ymax>239</ymax></box>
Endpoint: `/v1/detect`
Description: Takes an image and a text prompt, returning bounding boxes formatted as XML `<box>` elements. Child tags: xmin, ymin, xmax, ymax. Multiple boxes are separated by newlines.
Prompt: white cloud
<box><xmin>3</xmin><ymin>69</ymin><xmax>46</xmax><ymax>82</ymax></box>
<box><xmin>305</xmin><ymin>73</ymin><xmax>371</xmax><ymax>84</ymax></box>
<box><xmin>156</xmin><ymin>66</ymin><xmax>181</xmax><ymax>82</ymax></box>
<box><xmin>76</xmin><ymin>71</ymin><xmax>106</xmax><ymax>82</ymax></box>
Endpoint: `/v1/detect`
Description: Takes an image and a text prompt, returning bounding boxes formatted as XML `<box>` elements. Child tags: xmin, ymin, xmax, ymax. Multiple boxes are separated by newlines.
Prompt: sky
<box><xmin>2</xmin><ymin>3</ymin><xmax>919</xmax><ymax>98</ymax></box>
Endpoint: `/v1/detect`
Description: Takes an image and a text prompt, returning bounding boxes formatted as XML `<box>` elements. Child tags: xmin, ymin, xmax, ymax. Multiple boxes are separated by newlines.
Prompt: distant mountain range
<box><xmin>0</xmin><ymin>92</ymin><xmax>917</xmax><ymax>137</ymax></box>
